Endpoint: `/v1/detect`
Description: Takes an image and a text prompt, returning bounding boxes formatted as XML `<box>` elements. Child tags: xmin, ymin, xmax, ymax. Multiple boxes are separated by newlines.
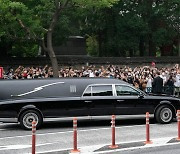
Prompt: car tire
<box><xmin>19</xmin><ymin>110</ymin><xmax>43</xmax><ymax>130</ymax></box>
<box><xmin>155</xmin><ymin>105</ymin><xmax>173</xmax><ymax>124</ymax></box>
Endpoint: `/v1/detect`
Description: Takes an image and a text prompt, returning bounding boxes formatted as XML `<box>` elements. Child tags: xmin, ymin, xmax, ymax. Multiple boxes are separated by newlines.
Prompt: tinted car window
<box><xmin>92</xmin><ymin>85</ymin><xmax>113</xmax><ymax>96</ymax></box>
<box><xmin>83</xmin><ymin>85</ymin><xmax>113</xmax><ymax>96</ymax></box>
<box><xmin>116</xmin><ymin>85</ymin><xmax>140</xmax><ymax>96</ymax></box>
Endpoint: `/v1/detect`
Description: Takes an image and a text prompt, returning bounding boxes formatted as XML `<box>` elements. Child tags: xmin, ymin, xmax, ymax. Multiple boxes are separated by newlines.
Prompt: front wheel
<box><xmin>155</xmin><ymin>105</ymin><xmax>173</xmax><ymax>124</ymax></box>
<box><xmin>19</xmin><ymin>110</ymin><xmax>43</xmax><ymax>130</ymax></box>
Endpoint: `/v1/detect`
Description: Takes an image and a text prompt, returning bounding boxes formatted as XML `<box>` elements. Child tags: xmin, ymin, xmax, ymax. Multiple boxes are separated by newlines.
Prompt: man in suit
<box><xmin>152</xmin><ymin>71</ymin><xmax>163</xmax><ymax>94</ymax></box>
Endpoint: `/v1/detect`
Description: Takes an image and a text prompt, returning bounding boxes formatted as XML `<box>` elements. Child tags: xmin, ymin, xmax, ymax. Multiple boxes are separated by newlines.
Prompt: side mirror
<box><xmin>138</xmin><ymin>93</ymin><xmax>144</xmax><ymax>99</ymax></box>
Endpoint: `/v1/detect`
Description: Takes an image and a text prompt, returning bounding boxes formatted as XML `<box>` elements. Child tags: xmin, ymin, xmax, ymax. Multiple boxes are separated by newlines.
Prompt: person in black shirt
<box><xmin>152</xmin><ymin>72</ymin><xmax>163</xmax><ymax>94</ymax></box>
<box><xmin>164</xmin><ymin>75</ymin><xmax>175</xmax><ymax>95</ymax></box>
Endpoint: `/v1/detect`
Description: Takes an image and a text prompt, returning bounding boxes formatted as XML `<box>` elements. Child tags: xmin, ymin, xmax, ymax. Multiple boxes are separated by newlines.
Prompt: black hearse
<box><xmin>0</xmin><ymin>78</ymin><xmax>180</xmax><ymax>129</ymax></box>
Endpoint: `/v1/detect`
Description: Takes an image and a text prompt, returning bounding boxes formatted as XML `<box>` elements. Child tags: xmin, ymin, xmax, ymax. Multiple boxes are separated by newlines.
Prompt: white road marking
<box><xmin>0</xmin><ymin>141</ymin><xmax>63</xmax><ymax>151</ymax></box>
<box><xmin>0</xmin><ymin>124</ymin><xmax>159</xmax><ymax>140</ymax></box>
<box><xmin>21</xmin><ymin>137</ymin><xmax>180</xmax><ymax>154</ymax></box>
<box><xmin>0</xmin><ymin>123</ymin><xmax>178</xmax><ymax>153</ymax></box>
<box><xmin>0</xmin><ymin>145</ymin><xmax>31</xmax><ymax>150</ymax></box>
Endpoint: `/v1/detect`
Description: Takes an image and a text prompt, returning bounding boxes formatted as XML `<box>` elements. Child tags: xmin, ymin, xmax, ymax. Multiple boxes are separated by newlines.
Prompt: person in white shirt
<box><xmin>146</xmin><ymin>74</ymin><xmax>153</xmax><ymax>93</ymax></box>
<box><xmin>89</xmin><ymin>70</ymin><xmax>95</xmax><ymax>77</ymax></box>
<box><xmin>160</xmin><ymin>72</ymin><xmax>167</xmax><ymax>86</ymax></box>
<box><xmin>174</xmin><ymin>70</ymin><xmax>180</xmax><ymax>97</ymax></box>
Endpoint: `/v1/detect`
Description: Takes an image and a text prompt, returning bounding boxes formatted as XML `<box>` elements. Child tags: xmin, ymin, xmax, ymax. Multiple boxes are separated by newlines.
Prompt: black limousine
<box><xmin>0</xmin><ymin>78</ymin><xmax>180</xmax><ymax>130</ymax></box>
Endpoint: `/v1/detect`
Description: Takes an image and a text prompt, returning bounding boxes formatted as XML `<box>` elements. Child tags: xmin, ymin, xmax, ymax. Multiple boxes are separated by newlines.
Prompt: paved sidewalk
<box><xmin>36</xmin><ymin>137</ymin><xmax>180</xmax><ymax>154</ymax></box>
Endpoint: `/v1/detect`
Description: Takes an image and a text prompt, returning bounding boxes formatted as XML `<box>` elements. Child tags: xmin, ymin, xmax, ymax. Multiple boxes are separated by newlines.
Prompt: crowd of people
<box><xmin>2</xmin><ymin>63</ymin><xmax>180</xmax><ymax>96</ymax></box>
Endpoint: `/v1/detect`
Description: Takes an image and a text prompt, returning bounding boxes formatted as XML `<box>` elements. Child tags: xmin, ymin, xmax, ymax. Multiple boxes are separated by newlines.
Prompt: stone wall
<box><xmin>0</xmin><ymin>56</ymin><xmax>179</xmax><ymax>69</ymax></box>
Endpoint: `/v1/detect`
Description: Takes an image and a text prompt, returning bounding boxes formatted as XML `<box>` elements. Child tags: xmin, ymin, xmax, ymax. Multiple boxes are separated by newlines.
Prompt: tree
<box><xmin>79</xmin><ymin>0</ymin><xmax>179</xmax><ymax>57</ymax></box>
<box><xmin>116</xmin><ymin>0</ymin><xmax>179</xmax><ymax>56</ymax></box>
<box><xmin>0</xmin><ymin>0</ymin><xmax>118</xmax><ymax>77</ymax></box>
<box><xmin>0</xmin><ymin>0</ymin><xmax>43</xmax><ymax>56</ymax></box>
<box><xmin>39</xmin><ymin>0</ymin><xmax>119</xmax><ymax>77</ymax></box>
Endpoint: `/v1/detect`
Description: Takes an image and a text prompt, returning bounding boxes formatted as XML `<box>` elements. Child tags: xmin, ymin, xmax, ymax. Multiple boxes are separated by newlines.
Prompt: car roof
<box><xmin>0</xmin><ymin>78</ymin><xmax>129</xmax><ymax>100</ymax></box>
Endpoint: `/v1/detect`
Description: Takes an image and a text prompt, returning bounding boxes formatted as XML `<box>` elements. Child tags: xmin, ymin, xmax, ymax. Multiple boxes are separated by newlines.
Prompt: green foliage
<box><xmin>86</xmin><ymin>35</ymin><xmax>98</xmax><ymax>56</ymax></box>
<box><xmin>74</xmin><ymin>0</ymin><xmax>119</xmax><ymax>8</ymax></box>
<box><xmin>153</xmin><ymin>28</ymin><xmax>176</xmax><ymax>46</ymax></box>
<box><xmin>0</xmin><ymin>0</ymin><xmax>43</xmax><ymax>39</ymax></box>
<box><xmin>11</xmin><ymin>42</ymin><xmax>38</xmax><ymax>57</ymax></box>
<box><xmin>0</xmin><ymin>0</ymin><xmax>118</xmax><ymax>57</ymax></box>
<box><xmin>79</xmin><ymin>0</ymin><xmax>179</xmax><ymax>57</ymax></box>
<box><xmin>0</xmin><ymin>0</ymin><xmax>179</xmax><ymax>57</ymax></box>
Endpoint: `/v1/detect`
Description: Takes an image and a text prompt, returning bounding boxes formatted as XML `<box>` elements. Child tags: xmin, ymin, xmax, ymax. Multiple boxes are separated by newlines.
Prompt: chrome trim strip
<box><xmin>44</xmin><ymin>116</ymin><xmax>92</xmax><ymax>122</ymax></box>
<box><xmin>0</xmin><ymin>118</ymin><xmax>18</xmax><ymax>123</ymax></box>
<box><xmin>43</xmin><ymin>114</ymin><xmax>154</xmax><ymax>122</ymax></box>
<box><xmin>11</xmin><ymin>82</ymin><xmax>64</xmax><ymax>97</ymax></box>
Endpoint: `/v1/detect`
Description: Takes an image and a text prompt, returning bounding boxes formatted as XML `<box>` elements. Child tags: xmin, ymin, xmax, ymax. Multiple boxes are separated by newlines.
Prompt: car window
<box><xmin>83</xmin><ymin>85</ymin><xmax>113</xmax><ymax>96</ymax></box>
<box><xmin>92</xmin><ymin>85</ymin><xmax>113</xmax><ymax>96</ymax></box>
<box><xmin>115</xmin><ymin>85</ymin><xmax>140</xmax><ymax>96</ymax></box>
<box><xmin>83</xmin><ymin>86</ymin><xmax>91</xmax><ymax>96</ymax></box>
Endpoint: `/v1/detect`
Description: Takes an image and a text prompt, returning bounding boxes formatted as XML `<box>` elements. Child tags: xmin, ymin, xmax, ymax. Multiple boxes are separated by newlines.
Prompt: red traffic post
<box><xmin>144</xmin><ymin>112</ymin><xmax>153</xmax><ymax>144</ymax></box>
<box><xmin>109</xmin><ymin>115</ymin><xmax>118</xmax><ymax>149</ymax></box>
<box><xmin>176</xmin><ymin>110</ymin><xmax>180</xmax><ymax>141</ymax></box>
<box><xmin>0</xmin><ymin>67</ymin><xmax>3</xmax><ymax>79</ymax></box>
<box><xmin>71</xmin><ymin>117</ymin><xmax>80</xmax><ymax>153</ymax></box>
<box><xmin>32</xmin><ymin>121</ymin><xmax>36</xmax><ymax>154</ymax></box>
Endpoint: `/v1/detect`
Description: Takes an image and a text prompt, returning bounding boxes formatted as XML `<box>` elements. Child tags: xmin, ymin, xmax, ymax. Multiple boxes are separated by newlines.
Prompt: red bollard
<box><xmin>144</xmin><ymin>112</ymin><xmax>152</xmax><ymax>144</ymax></box>
<box><xmin>109</xmin><ymin>115</ymin><xmax>118</xmax><ymax>149</ymax></box>
<box><xmin>176</xmin><ymin>110</ymin><xmax>180</xmax><ymax>141</ymax></box>
<box><xmin>32</xmin><ymin>121</ymin><xmax>36</xmax><ymax>154</ymax></box>
<box><xmin>71</xmin><ymin>118</ymin><xmax>80</xmax><ymax>153</ymax></box>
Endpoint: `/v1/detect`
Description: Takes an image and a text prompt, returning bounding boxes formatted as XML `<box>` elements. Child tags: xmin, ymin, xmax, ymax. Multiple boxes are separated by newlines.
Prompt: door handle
<box><xmin>84</xmin><ymin>101</ymin><xmax>92</xmax><ymax>103</ymax></box>
<box><xmin>117</xmin><ymin>100</ymin><xmax>123</xmax><ymax>102</ymax></box>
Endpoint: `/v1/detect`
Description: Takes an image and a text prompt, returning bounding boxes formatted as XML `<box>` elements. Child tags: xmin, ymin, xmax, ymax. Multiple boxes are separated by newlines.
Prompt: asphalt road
<box><xmin>0</xmin><ymin>116</ymin><xmax>180</xmax><ymax>154</ymax></box>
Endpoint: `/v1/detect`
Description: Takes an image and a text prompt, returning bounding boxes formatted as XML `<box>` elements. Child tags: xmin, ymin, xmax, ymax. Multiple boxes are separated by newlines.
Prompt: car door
<box><xmin>115</xmin><ymin>85</ymin><xmax>144</xmax><ymax>115</ymax></box>
<box><xmin>42</xmin><ymin>84</ymin><xmax>88</xmax><ymax>117</ymax></box>
<box><xmin>81</xmin><ymin>85</ymin><xmax>116</xmax><ymax>116</ymax></box>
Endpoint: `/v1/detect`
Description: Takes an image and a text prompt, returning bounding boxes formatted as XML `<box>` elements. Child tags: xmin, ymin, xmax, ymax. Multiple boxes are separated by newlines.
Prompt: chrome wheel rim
<box><xmin>23</xmin><ymin>113</ymin><xmax>38</xmax><ymax>129</ymax></box>
<box><xmin>160</xmin><ymin>108</ymin><xmax>172</xmax><ymax>123</ymax></box>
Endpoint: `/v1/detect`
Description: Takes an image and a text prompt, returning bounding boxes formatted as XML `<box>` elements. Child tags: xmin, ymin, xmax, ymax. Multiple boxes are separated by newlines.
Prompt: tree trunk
<box><xmin>129</xmin><ymin>49</ymin><xmax>133</xmax><ymax>57</ymax></box>
<box><xmin>47</xmin><ymin>31</ymin><xmax>59</xmax><ymax>78</ymax></box>
<box><xmin>139</xmin><ymin>37</ymin><xmax>145</xmax><ymax>57</ymax></box>
<box><xmin>98</xmin><ymin>30</ymin><xmax>103</xmax><ymax>57</ymax></box>
<box><xmin>148</xmin><ymin>34</ymin><xmax>156</xmax><ymax>56</ymax></box>
<box><xmin>160</xmin><ymin>44</ymin><xmax>173</xmax><ymax>56</ymax></box>
<box><xmin>0</xmin><ymin>38</ymin><xmax>12</xmax><ymax>58</ymax></box>
<box><xmin>178</xmin><ymin>38</ymin><xmax>180</xmax><ymax>57</ymax></box>
<box><xmin>43</xmin><ymin>0</ymin><xmax>70</xmax><ymax>78</ymax></box>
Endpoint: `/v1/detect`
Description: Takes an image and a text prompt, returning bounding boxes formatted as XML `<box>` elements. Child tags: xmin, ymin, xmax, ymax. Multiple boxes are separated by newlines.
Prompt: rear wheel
<box><xmin>19</xmin><ymin>110</ymin><xmax>43</xmax><ymax>130</ymax></box>
<box><xmin>155</xmin><ymin>105</ymin><xmax>173</xmax><ymax>124</ymax></box>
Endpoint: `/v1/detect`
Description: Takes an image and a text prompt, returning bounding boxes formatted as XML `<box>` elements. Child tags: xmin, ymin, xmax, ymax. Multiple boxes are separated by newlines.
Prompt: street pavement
<box><xmin>0</xmin><ymin>117</ymin><xmax>180</xmax><ymax>154</ymax></box>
